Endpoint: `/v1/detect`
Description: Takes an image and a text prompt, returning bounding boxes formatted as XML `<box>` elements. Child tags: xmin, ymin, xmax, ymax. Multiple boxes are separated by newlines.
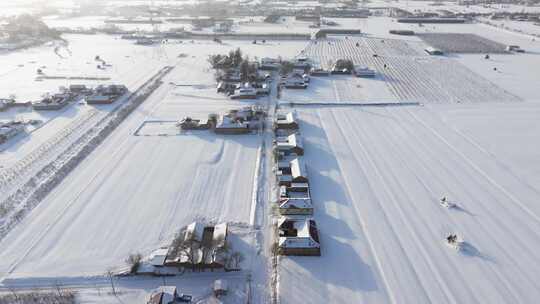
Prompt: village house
<box><xmin>164</xmin><ymin>222</ymin><xmax>229</xmax><ymax>271</ymax></box>
<box><xmin>0</xmin><ymin>121</ymin><xmax>25</xmax><ymax>144</ymax></box>
<box><xmin>230</xmin><ymin>83</ymin><xmax>258</xmax><ymax>100</ymax></box>
<box><xmin>68</xmin><ymin>84</ymin><xmax>89</xmax><ymax>94</ymax></box>
<box><xmin>283</xmin><ymin>73</ymin><xmax>308</xmax><ymax>89</ymax></box>
<box><xmin>0</xmin><ymin>98</ymin><xmax>15</xmax><ymax>112</ymax></box>
<box><xmin>280</xmin><ymin>184</ymin><xmax>311</xmax><ymax>200</ymax></box>
<box><xmin>310</xmin><ymin>66</ymin><xmax>330</xmax><ymax>76</ymax></box>
<box><xmin>147</xmin><ymin>286</ymin><xmax>177</xmax><ymax>304</ymax></box>
<box><xmin>278</xmin><ymin>158</ymin><xmax>308</xmax><ymax>186</ymax></box>
<box><xmin>425</xmin><ymin>47</ymin><xmax>444</xmax><ymax>56</ymax></box>
<box><xmin>147</xmin><ymin>286</ymin><xmax>193</xmax><ymax>304</ymax></box>
<box><xmin>214</xmin><ymin>116</ymin><xmax>250</xmax><ymax>134</ymax></box>
<box><xmin>278</xmin><ymin>217</ymin><xmax>321</xmax><ymax>256</ymax></box>
<box><xmin>86</xmin><ymin>84</ymin><xmax>128</xmax><ymax>104</ymax></box>
<box><xmin>33</xmin><ymin>92</ymin><xmax>72</xmax><ymax>110</ymax></box>
<box><xmin>279</xmin><ymin>197</ymin><xmax>313</xmax><ymax>215</ymax></box>
<box><xmin>275</xmin><ymin>111</ymin><xmax>299</xmax><ymax>130</ymax></box>
<box><xmin>178</xmin><ymin>117</ymin><xmax>211</xmax><ymax>130</ymax></box>
<box><xmin>275</xmin><ymin>133</ymin><xmax>304</xmax><ymax>156</ymax></box>
<box><xmin>354</xmin><ymin>66</ymin><xmax>376</xmax><ymax>78</ymax></box>
<box><xmin>213</xmin><ymin>279</ymin><xmax>228</xmax><ymax>297</ymax></box>
<box><xmin>260</xmin><ymin>57</ymin><xmax>281</xmax><ymax>70</ymax></box>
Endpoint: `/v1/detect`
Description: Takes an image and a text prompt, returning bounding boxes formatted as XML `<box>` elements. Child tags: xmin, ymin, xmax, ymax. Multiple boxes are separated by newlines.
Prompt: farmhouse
<box><xmin>354</xmin><ymin>66</ymin><xmax>376</xmax><ymax>78</ymax></box>
<box><xmin>276</xmin><ymin>133</ymin><xmax>304</xmax><ymax>156</ymax></box>
<box><xmin>230</xmin><ymin>84</ymin><xmax>258</xmax><ymax>99</ymax></box>
<box><xmin>278</xmin><ymin>218</ymin><xmax>321</xmax><ymax>256</ymax></box>
<box><xmin>0</xmin><ymin>98</ymin><xmax>15</xmax><ymax>111</ymax></box>
<box><xmin>86</xmin><ymin>94</ymin><xmax>115</xmax><ymax>104</ymax></box>
<box><xmin>309</xmin><ymin>67</ymin><xmax>330</xmax><ymax>76</ymax></box>
<box><xmin>33</xmin><ymin>93</ymin><xmax>71</xmax><ymax>110</ymax></box>
<box><xmin>280</xmin><ymin>185</ymin><xmax>311</xmax><ymax>200</ymax></box>
<box><xmin>279</xmin><ymin>197</ymin><xmax>313</xmax><ymax>215</ymax></box>
<box><xmin>68</xmin><ymin>84</ymin><xmax>88</xmax><ymax>93</ymax></box>
<box><xmin>260</xmin><ymin>57</ymin><xmax>281</xmax><ymax>70</ymax></box>
<box><xmin>389</xmin><ymin>29</ymin><xmax>415</xmax><ymax>35</ymax></box>
<box><xmin>290</xmin><ymin>57</ymin><xmax>310</xmax><ymax>70</ymax></box>
<box><xmin>284</xmin><ymin>74</ymin><xmax>308</xmax><ymax>89</ymax></box>
<box><xmin>86</xmin><ymin>84</ymin><xmax>128</xmax><ymax>104</ymax></box>
<box><xmin>147</xmin><ymin>286</ymin><xmax>178</xmax><ymax>304</ymax></box>
<box><xmin>0</xmin><ymin>121</ymin><xmax>25</xmax><ymax>144</ymax></box>
<box><xmin>178</xmin><ymin>117</ymin><xmax>211</xmax><ymax>130</ymax></box>
<box><xmin>213</xmin><ymin>279</ymin><xmax>228</xmax><ymax>297</ymax></box>
<box><xmin>278</xmin><ymin>158</ymin><xmax>308</xmax><ymax>186</ymax></box>
<box><xmin>275</xmin><ymin>111</ymin><xmax>299</xmax><ymax>130</ymax></box>
<box><xmin>314</xmin><ymin>29</ymin><xmax>362</xmax><ymax>39</ymax></box>
<box><xmin>214</xmin><ymin>116</ymin><xmax>250</xmax><ymax>134</ymax></box>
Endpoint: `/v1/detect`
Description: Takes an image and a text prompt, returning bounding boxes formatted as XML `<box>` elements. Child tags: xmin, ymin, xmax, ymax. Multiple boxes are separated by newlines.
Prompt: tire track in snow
<box><xmin>388</xmin><ymin>108</ymin><xmax>540</xmax><ymax>299</ymax></box>
<box><xmin>337</xmin><ymin>109</ymin><xmax>459</xmax><ymax>304</ymax></box>
<box><xmin>318</xmin><ymin>108</ymin><xmax>417</xmax><ymax>304</ymax></box>
<box><xmin>406</xmin><ymin>109</ymin><xmax>540</xmax><ymax>226</ymax></box>
<box><xmin>372</xmin><ymin>108</ymin><xmax>527</xmax><ymax>303</ymax></box>
<box><xmin>2</xmin><ymin>134</ymin><xmax>140</xmax><ymax>280</ymax></box>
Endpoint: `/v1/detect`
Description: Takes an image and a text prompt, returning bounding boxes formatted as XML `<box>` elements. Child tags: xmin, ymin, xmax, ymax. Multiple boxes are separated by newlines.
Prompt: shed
<box><xmin>213</xmin><ymin>279</ymin><xmax>228</xmax><ymax>297</ymax></box>
<box><xmin>149</xmin><ymin>248</ymin><xmax>169</xmax><ymax>267</ymax></box>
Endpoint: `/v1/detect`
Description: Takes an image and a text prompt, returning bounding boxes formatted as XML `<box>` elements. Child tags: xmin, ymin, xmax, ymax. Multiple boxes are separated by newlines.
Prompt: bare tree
<box><xmin>106</xmin><ymin>269</ymin><xmax>116</xmax><ymax>296</ymax></box>
<box><xmin>125</xmin><ymin>252</ymin><xmax>142</xmax><ymax>274</ymax></box>
<box><xmin>170</xmin><ymin>230</ymin><xmax>199</xmax><ymax>272</ymax></box>
<box><xmin>231</xmin><ymin>251</ymin><xmax>245</xmax><ymax>269</ymax></box>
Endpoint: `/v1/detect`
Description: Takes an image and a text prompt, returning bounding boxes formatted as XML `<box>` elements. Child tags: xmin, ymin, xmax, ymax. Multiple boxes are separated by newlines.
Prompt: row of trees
<box><xmin>2</xmin><ymin>14</ymin><xmax>60</xmax><ymax>43</ymax></box>
<box><xmin>207</xmin><ymin>48</ymin><xmax>258</xmax><ymax>82</ymax></box>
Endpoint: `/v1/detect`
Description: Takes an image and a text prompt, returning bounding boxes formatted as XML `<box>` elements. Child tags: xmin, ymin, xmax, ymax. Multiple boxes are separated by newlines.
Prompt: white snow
<box><xmin>2</xmin><ymin>7</ymin><xmax>540</xmax><ymax>304</ymax></box>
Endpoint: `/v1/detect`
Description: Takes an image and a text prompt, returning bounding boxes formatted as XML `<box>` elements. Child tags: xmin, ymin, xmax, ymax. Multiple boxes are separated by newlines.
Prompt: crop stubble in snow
<box><xmin>302</xmin><ymin>37</ymin><xmax>521</xmax><ymax>103</ymax></box>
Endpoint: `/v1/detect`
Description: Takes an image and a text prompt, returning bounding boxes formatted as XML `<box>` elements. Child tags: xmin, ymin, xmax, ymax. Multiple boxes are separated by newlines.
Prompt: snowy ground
<box><xmin>278</xmin><ymin>104</ymin><xmax>540</xmax><ymax>304</ymax></box>
<box><xmin>2</xmin><ymin>10</ymin><xmax>540</xmax><ymax>303</ymax></box>
<box><xmin>0</xmin><ymin>35</ymin><xmax>304</xmax><ymax>303</ymax></box>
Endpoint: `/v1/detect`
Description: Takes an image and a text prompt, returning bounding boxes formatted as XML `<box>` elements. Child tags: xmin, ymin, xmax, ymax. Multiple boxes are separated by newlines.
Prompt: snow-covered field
<box><xmin>2</xmin><ymin>7</ymin><xmax>540</xmax><ymax>303</ymax></box>
<box><xmin>278</xmin><ymin>104</ymin><xmax>540</xmax><ymax>304</ymax></box>
<box><xmin>0</xmin><ymin>34</ymin><xmax>305</xmax><ymax>302</ymax></box>
<box><xmin>300</xmin><ymin>35</ymin><xmax>520</xmax><ymax>104</ymax></box>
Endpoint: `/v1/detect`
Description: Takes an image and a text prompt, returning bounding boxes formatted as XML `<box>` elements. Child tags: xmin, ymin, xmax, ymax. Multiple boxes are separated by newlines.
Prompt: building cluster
<box><xmin>273</xmin><ymin>111</ymin><xmax>321</xmax><ymax>256</ymax></box>
<box><xmin>0</xmin><ymin>121</ymin><xmax>27</xmax><ymax>145</ymax></box>
<box><xmin>178</xmin><ymin>105</ymin><xmax>265</xmax><ymax>135</ymax></box>
<box><xmin>140</xmin><ymin>222</ymin><xmax>230</xmax><ymax>275</ymax></box>
<box><xmin>276</xmin><ymin>57</ymin><xmax>312</xmax><ymax>90</ymax></box>
<box><xmin>31</xmin><ymin>84</ymin><xmax>128</xmax><ymax>111</ymax></box>
<box><xmin>0</xmin><ymin>98</ymin><xmax>16</xmax><ymax>112</ymax></box>
<box><xmin>216</xmin><ymin>61</ymin><xmax>272</xmax><ymax>100</ymax></box>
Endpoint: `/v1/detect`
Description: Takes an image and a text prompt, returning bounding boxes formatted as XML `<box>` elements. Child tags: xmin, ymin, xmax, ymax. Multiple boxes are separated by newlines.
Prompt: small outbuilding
<box><xmin>147</xmin><ymin>286</ymin><xmax>178</xmax><ymax>304</ymax></box>
<box><xmin>213</xmin><ymin>279</ymin><xmax>228</xmax><ymax>297</ymax></box>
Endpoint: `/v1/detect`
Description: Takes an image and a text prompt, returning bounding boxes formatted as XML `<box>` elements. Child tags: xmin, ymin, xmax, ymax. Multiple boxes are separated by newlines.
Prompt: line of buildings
<box><xmin>273</xmin><ymin>111</ymin><xmax>321</xmax><ymax>256</ymax></box>
<box><xmin>31</xmin><ymin>84</ymin><xmax>128</xmax><ymax>111</ymax></box>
